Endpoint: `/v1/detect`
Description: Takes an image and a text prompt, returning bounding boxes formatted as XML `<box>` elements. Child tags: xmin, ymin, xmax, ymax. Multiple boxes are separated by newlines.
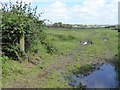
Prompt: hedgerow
<box><xmin>1</xmin><ymin>1</ymin><xmax>57</xmax><ymax>60</ymax></box>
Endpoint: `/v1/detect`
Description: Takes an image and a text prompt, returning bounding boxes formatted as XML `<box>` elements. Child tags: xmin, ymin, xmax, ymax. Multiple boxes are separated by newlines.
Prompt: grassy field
<box><xmin>2</xmin><ymin>28</ymin><xmax>118</xmax><ymax>88</ymax></box>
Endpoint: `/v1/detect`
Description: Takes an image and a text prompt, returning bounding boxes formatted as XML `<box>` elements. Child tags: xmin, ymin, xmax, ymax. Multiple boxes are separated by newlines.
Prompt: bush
<box><xmin>1</xmin><ymin>1</ymin><xmax>57</xmax><ymax>60</ymax></box>
<box><xmin>1</xmin><ymin>55</ymin><xmax>11</xmax><ymax>77</ymax></box>
<box><xmin>41</xmin><ymin>40</ymin><xmax>58</xmax><ymax>54</ymax></box>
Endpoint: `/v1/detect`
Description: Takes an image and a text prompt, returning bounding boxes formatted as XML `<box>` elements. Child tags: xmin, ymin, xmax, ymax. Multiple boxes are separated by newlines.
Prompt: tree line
<box><xmin>47</xmin><ymin>22</ymin><xmax>118</xmax><ymax>30</ymax></box>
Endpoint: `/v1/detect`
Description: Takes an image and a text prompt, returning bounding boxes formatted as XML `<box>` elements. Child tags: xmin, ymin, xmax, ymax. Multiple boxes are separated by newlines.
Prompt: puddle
<box><xmin>68</xmin><ymin>63</ymin><xmax>119</xmax><ymax>88</ymax></box>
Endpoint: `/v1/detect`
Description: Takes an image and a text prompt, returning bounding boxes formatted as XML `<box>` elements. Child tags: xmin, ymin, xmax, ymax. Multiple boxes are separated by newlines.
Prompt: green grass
<box><xmin>2</xmin><ymin>28</ymin><xmax>118</xmax><ymax>88</ymax></box>
<box><xmin>117</xmin><ymin>32</ymin><xmax>120</xmax><ymax>88</ymax></box>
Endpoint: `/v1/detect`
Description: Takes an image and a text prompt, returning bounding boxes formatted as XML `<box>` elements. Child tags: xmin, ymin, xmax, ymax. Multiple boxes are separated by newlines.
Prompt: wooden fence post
<box><xmin>20</xmin><ymin>32</ymin><xmax>25</xmax><ymax>52</ymax></box>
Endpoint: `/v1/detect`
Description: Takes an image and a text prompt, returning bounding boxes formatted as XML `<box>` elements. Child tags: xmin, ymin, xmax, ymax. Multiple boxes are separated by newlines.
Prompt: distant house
<box><xmin>72</xmin><ymin>25</ymin><xmax>78</xmax><ymax>28</ymax></box>
<box><xmin>99</xmin><ymin>25</ymin><xmax>106</xmax><ymax>28</ymax></box>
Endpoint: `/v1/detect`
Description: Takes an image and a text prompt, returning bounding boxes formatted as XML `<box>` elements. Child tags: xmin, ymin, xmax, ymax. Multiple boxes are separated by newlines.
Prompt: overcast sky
<box><xmin>0</xmin><ymin>0</ymin><xmax>119</xmax><ymax>25</ymax></box>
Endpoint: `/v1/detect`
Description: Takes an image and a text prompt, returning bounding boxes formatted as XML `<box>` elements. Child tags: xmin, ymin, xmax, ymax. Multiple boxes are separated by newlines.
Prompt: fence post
<box><xmin>20</xmin><ymin>32</ymin><xmax>25</xmax><ymax>52</ymax></box>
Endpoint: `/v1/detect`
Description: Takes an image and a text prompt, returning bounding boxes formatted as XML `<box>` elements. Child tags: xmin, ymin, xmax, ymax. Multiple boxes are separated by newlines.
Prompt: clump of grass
<box><xmin>54</xmin><ymin>34</ymin><xmax>76</xmax><ymax>41</ymax></box>
<box><xmin>73</xmin><ymin>64</ymin><xmax>93</xmax><ymax>75</ymax></box>
<box><xmin>75</xmin><ymin>82</ymin><xmax>86</xmax><ymax>88</ymax></box>
<box><xmin>41</xmin><ymin>40</ymin><xmax>58</xmax><ymax>54</ymax></box>
<box><xmin>80</xmin><ymin>64</ymin><xmax>93</xmax><ymax>72</ymax></box>
<box><xmin>74</xmin><ymin>63</ymin><xmax>80</xmax><ymax>69</ymax></box>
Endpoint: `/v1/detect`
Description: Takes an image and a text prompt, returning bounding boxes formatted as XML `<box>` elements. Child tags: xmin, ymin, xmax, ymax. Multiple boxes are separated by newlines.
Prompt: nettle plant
<box><xmin>1</xmin><ymin>1</ymin><xmax>57</xmax><ymax>60</ymax></box>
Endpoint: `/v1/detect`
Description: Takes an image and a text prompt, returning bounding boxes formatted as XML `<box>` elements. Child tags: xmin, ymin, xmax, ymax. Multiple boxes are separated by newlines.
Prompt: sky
<box><xmin>0</xmin><ymin>0</ymin><xmax>119</xmax><ymax>25</ymax></box>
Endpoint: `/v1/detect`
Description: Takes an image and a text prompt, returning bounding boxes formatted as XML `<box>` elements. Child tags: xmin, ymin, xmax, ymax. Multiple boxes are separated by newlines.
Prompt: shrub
<box><xmin>1</xmin><ymin>1</ymin><xmax>57</xmax><ymax>60</ymax></box>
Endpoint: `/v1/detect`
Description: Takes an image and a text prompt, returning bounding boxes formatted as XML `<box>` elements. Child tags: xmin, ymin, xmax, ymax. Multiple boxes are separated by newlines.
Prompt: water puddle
<box><xmin>68</xmin><ymin>63</ymin><xmax>119</xmax><ymax>88</ymax></box>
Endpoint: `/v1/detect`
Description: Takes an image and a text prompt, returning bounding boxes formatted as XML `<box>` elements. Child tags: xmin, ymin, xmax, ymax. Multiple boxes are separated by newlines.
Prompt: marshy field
<box><xmin>2</xmin><ymin>27</ymin><xmax>119</xmax><ymax>88</ymax></box>
<box><xmin>1</xmin><ymin>1</ymin><xmax>120</xmax><ymax>89</ymax></box>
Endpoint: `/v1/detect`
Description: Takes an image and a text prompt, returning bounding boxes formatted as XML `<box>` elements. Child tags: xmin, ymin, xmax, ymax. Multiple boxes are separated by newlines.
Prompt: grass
<box><xmin>117</xmin><ymin>32</ymin><xmax>120</xmax><ymax>88</ymax></box>
<box><xmin>2</xmin><ymin>27</ymin><xmax>118</xmax><ymax>88</ymax></box>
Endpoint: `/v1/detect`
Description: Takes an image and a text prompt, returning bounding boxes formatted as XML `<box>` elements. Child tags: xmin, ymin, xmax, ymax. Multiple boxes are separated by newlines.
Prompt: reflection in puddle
<box><xmin>68</xmin><ymin>64</ymin><xmax>118</xmax><ymax>88</ymax></box>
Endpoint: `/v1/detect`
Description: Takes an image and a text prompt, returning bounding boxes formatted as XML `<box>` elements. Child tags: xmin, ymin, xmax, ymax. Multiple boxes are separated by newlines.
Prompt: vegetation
<box><xmin>0</xmin><ymin>1</ymin><xmax>119</xmax><ymax>88</ymax></box>
<box><xmin>1</xmin><ymin>1</ymin><xmax>42</xmax><ymax>59</ymax></box>
<box><xmin>53</xmin><ymin>22</ymin><xmax>72</xmax><ymax>29</ymax></box>
<box><xmin>1</xmin><ymin>1</ymin><xmax>57</xmax><ymax>61</ymax></box>
<box><xmin>1</xmin><ymin>1</ymin><xmax>58</xmax><ymax>87</ymax></box>
<box><xmin>2</xmin><ymin>27</ymin><xmax>118</xmax><ymax>88</ymax></box>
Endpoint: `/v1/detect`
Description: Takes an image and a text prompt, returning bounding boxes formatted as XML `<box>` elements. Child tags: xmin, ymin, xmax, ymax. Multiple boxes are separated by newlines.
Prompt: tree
<box><xmin>53</xmin><ymin>22</ymin><xmax>63</xmax><ymax>28</ymax></box>
<box><xmin>1</xmin><ymin>1</ymin><xmax>45</xmax><ymax>60</ymax></box>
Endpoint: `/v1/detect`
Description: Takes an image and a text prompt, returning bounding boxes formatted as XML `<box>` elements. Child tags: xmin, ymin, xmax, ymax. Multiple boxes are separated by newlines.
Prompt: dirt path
<box><xmin>6</xmin><ymin>46</ymin><xmax>83</xmax><ymax>88</ymax></box>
